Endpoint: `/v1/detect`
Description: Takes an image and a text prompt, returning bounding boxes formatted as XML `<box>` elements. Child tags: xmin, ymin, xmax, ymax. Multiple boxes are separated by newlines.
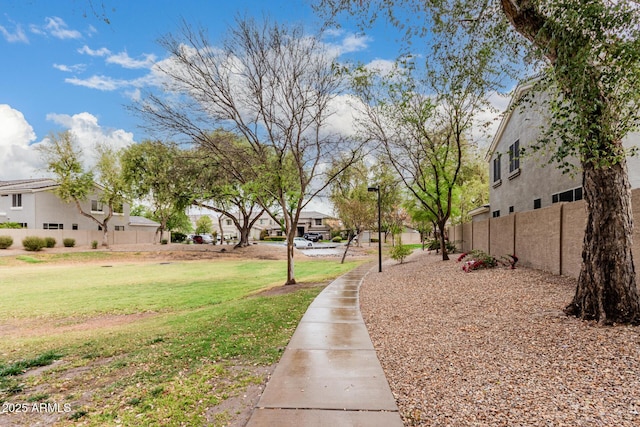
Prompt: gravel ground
<box><xmin>360</xmin><ymin>249</ymin><xmax>640</xmax><ymax>426</ymax></box>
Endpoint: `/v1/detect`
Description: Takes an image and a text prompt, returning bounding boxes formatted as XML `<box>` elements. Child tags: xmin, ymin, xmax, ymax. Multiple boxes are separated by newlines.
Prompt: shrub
<box><xmin>22</xmin><ymin>236</ymin><xmax>46</xmax><ymax>252</ymax></box>
<box><xmin>331</xmin><ymin>236</ymin><xmax>342</xmax><ymax>243</ymax></box>
<box><xmin>426</xmin><ymin>239</ymin><xmax>458</xmax><ymax>253</ymax></box>
<box><xmin>171</xmin><ymin>232</ymin><xmax>187</xmax><ymax>243</ymax></box>
<box><xmin>259</xmin><ymin>229</ymin><xmax>269</xmax><ymax>241</ymax></box>
<box><xmin>63</xmin><ymin>238</ymin><xmax>76</xmax><ymax>248</ymax></box>
<box><xmin>91</xmin><ymin>240</ymin><xmax>99</xmax><ymax>249</ymax></box>
<box><xmin>0</xmin><ymin>222</ymin><xmax>23</xmax><ymax>229</ymax></box>
<box><xmin>44</xmin><ymin>237</ymin><xmax>56</xmax><ymax>248</ymax></box>
<box><xmin>390</xmin><ymin>243</ymin><xmax>413</xmax><ymax>264</ymax></box>
<box><xmin>458</xmin><ymin>250</ymin><xmax>497</xmax><ymax>272</ymax></box>
<box><xmin>264</xmin><ymin>236</ymin><xmax>286</xmax><ymax>242</ymax></box>
<box><xmin>0</xmin><ymin>236</ymin><xmax>13</xmax><ymax>249</ymax></box>
<box><xmin>161</xmin><ymin>239</ymin><xmax>168</xmax><ymax>245</ymax></box>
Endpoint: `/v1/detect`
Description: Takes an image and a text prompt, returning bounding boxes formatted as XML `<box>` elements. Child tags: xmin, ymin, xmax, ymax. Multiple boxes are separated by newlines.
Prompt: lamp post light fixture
<box><xmin>368</xmin><ymin>185</ymin><xmax>382</xmax><ymax>273</ymax></box>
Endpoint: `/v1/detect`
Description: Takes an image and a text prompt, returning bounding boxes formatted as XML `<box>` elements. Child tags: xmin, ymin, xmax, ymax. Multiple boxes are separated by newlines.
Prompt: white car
<box><xmin>293</xmin><ymin>237</ymin><xmax>313</xmax><ymax>248</ymax></box>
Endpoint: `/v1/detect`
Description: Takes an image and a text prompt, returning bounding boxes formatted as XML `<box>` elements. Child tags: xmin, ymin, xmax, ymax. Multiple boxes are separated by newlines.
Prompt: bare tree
<box><xmin>135</xmin><ymin>17</ymin><xmax>361</xmax><ymax>284</ymax></box>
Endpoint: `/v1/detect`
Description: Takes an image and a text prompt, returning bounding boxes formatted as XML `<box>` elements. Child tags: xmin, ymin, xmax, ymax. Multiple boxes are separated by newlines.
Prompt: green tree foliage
<box><xmin>329</xmin><ymin>158</ymin><xmax>377</xmax><ymax>262</ymax></box>
<box><xmin>121</xmin><ymin>140</ymin><xmax>194</xmax><ymax>243</ymax></box>
<box><xmin>195</xmin><ymin>215</ymin><xmax>213</xmax><ymax>235</ymax></box>
<box><xmin>455</xmin><ymin>145</ymin><xmax>489</xmax><ymax>224</ymax></box>
<box><xmin>188</xmin><ymin>135</ymin><xmax>268</xmax><ymax>248</ymax></box>
<box><xmin>38</xmin><ymin>131</ymin><xmax>125</xmax><ymax>247</ymax></box>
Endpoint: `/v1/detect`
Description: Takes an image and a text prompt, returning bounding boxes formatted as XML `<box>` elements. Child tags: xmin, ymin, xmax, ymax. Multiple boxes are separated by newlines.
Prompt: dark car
<box><xmin>303</xmin><ymin>232</ymin><xmax>322</xmax><ymax>242</ymax></box>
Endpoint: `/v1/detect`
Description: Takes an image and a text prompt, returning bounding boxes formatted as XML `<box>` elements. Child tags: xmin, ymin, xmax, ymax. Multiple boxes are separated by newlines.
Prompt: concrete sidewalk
<box><xmin>246</xmin><ymin>264</ymin><xmax>403</xmax><ymax>426</ymax></box>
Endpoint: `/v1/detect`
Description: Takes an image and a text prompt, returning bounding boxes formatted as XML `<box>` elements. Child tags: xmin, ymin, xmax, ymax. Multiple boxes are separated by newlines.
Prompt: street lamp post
<box><xmin>368</xmin><ymin>186</ymin><xmax>382</xmax><ymax>273</ymax></box>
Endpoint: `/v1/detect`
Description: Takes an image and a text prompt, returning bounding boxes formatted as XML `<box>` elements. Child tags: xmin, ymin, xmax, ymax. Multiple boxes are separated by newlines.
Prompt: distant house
<box><xmin>189</xmin><ymin>209</ymin><xmax>335</xmax><ymax>241</ymax></box>
<box><xmin>0</xmin><ymin>178</ymin><xmax>132</xmax><ymax>230</ymax></box>
<box><xmin>478</xmin><ymin>79</ymin><xmax>640</xmax><ymax>221</ymax></box>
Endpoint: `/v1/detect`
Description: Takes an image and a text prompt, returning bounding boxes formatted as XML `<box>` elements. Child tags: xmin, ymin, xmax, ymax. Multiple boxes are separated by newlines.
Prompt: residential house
<box><xmin>0</xmin><ymin>178</ymin><xmax>161</xmax><ymax>246</ymax></box>
<box><xmin>189</xmin><ymin>210</ymin><xmax>334</xmax><ymax>242</ymax></box>
<box><xmin>479</xmin><ymin>79</ymin><xmax>640</xmax><ymax>221</ymax></box>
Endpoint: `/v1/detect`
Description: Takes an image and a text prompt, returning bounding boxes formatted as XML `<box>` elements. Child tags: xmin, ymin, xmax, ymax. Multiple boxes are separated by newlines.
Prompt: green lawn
<box><xmin>0</xmin><ymin>254</ymin><xmax>365</xmax><ymax>426</ymax></box>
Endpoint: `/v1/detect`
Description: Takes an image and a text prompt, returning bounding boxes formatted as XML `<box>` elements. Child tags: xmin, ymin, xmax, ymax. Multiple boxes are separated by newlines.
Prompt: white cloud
<box><xmin>0</xmin><ymin>105</ymin><xmax>41</xmax><ymax>179</ymax></box>
<box><xmin>365</xmin><ymin>58</ymin><xmax>396</xmax><ymax>74</ymax></box>
<box><xmin>45</xmin><ymin>113</ymin><xmax>135</xmax><ymax>165</ymax></box>
<box><xmin>0</xmin><ymin>23</ymin><xmax>28</xmax><ymax>43</ymax></box>
<box><xmin>325</xmin><ymin>94</ymin><xmax>364</xmax><ymax>138</ymax></box>
<box><xmin>339</xmin><ymin>33</ymin><xmax>371</xmax><ymax>54</ymax></box>
<box><xmin>106</xmin><ymin>51</ymin><xmax>157</xmax><ymax>69</ymax></box>
<box><xmin>325</xmin><ymin>32</ymin><xmax>371</xmax><ymax>56</ymax></box>
<box><xmin>78</xmin><ymin>45</ymin><xmax>111</xmax><ymax>57</ymax></box>
<box><xmin>43</xmin><ymin>16</ymin><xmax>82</xmax><ymax>40</ymax></box>
<box><xmin>65</xmin><ymin>75</ymin><xmax>125</xmax><ymax>91</ymax></box>
<box><xmin>0</xmin><ymin>106</ymin><xmax>136</xmax><ymax>180</ymax></box>
<box><xmin>53</xmin><ymin>63</ymin><xmax>86</xmax><ymax>73</ymax></box>
<box><xmin>471</xmin><ymin>91</ymin><xmax>512</xmax><ymax>150</ymax></box>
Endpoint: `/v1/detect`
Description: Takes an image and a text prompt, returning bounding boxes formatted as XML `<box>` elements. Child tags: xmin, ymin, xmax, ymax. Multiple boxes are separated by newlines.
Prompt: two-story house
<box><xmin>0</xmin><ymin>178</ymin><xmax>132</xmax><ymax>230</ymax></box>
<box><xmin>478</xmin><ymin>79</ymin><xmax>640</xmax><ymax>220</ymax></box>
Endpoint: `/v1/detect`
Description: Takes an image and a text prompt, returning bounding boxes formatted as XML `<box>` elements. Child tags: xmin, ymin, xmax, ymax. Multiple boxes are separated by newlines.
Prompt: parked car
<box><xmin>303</xmin><ymin>232</ymin><xmax>322</xmax><ymax>242</ymax></box>
<box><xmin>293</xmin><ymin>237</ymin><xmax>313</xmax><ymax>248</ymax></box>
<box><xmin>193</xmin><ymin>234</ymin><xmax>214</xmax><ymax>244</ymax></box>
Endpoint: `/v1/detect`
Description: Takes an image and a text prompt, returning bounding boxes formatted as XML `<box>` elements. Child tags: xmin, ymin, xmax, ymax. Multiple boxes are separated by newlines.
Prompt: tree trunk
<box><xmin>565</xmin><ymin>158</ymin><xmax>640</xmax><ymax>324</ymax></box>
<box><xmin>101</xmin><ymin>224</ymin><xmax>109</xmax><ymax>248</ymax></box>
<box><xmin>340</xmin><ymin>231</ymin><xmax>356</xmax><ymax>264</ymax></box>
<box><xmin>235</xmin><ymin>227</ymin><xmax>251</xmax><ymax>248</ymax></box>
<box><xmin>438</xmin><ymin>220</ymin><xmax>449</xmax><ymax>261</ymax></box>
<box><xmin>286</xmin><ymin>231</ymin><xmax>296</xmax><ymax>285</ymax></box>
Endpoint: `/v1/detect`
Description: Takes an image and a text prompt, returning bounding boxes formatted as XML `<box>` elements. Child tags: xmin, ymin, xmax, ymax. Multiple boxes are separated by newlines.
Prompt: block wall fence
<box><xmin>0</xmin><ymin>229</ymin><xmax>169</xmax><ymax>249</ymax></box>
<box><xmin>449</xmin><ymin>188</ymin><xmax>640</xmax><ymax>279</ymax></box>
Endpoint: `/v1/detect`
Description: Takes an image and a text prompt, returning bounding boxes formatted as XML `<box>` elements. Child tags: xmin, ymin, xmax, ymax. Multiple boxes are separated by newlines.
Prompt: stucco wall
<box><xmin>488</xmin><ymin>89</ymin><xmax>583</xmax><ymax>217</ymax></box>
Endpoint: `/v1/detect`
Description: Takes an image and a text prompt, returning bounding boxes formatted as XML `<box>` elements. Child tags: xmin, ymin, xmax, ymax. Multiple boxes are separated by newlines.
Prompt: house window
<box><xmin>492</xmin><ymin>210</ymin><xmax>500</xmax><ymax>218</ymax></box>
<box><xmin>509</xmin><ymin>206</ymin><xmax>514</xmax><ymax>214</ymax></box>
<box><xmin>226</xmin><ymin>219</ymin><xmax>232</xmax><ymax>226</ymax></box>
<box><xmin>315</xmin><ymin>219</ymin><xmax>322</xmax><ymax>226</ymax></box>
<box><xmin>552</xmin><ymin>187</ymin><xmax>583</xmax><ymax>204</ymax></box>
<box><xmin>43</xmin><ymin>223</ymin><xmax>63</xmax><ymax>230</ymax></box>
<box><xmin>91</xmin><ymin>200</ymin><xmax>103</xmax><ymax>212</ymax></box>
<box><xmin>534</xmin><ymin>198</ymin><xmax>541</xmax><ymax>209</ymax></box>
<box><xmin>115</xmin><ymin>225</ymin><xmax>125</xmax><ymax>231</ymax></box>
<box><xmin>493</xmin><ymin>156</ymin><xmax>501</xmax><ymax>182</ymax></box>
<box><xmin>11</xmin><ymin>194</ymin><xmax>22</xmax><ymax>208</ymax></box>
<box><xmin>72</xmin><ymin>224</ymin><xmax>78</xmax><ymax>230</ymax></box>
<box><xmin>509</xmin><ymin>140</ymin><xmax>520</xmax><ymax>173</ymax></box>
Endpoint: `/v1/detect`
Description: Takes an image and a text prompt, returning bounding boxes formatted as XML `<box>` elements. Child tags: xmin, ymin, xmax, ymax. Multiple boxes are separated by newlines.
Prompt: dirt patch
<box><xmin>251</xmin><ymin>282</ymin><xmax>327</xmax><ymax>297</ymax></box>
<box><xmin>0</xmin><ymin>312</ymin><xmax>159</xmax><ymax>339</ymax></box>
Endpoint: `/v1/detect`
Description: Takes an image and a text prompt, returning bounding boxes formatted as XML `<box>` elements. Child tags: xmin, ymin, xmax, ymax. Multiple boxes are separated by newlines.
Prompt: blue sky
<box><xmin>0</xmin><ymin>0</ymin><xmax>510</xmax><ymax>191</ymax></box>
<box><xmin>1</xmin><ymin>0</ymin><xmax>418</xmax><ymax>180</ymax></box>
